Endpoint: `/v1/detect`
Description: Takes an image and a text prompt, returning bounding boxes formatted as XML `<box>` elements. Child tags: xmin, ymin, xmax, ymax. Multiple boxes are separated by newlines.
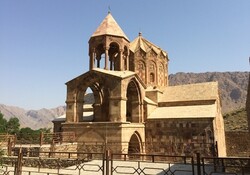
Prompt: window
<box><xmin>150</xmin><ymin>73</ymin><xmax>155</xmax><ymax>82</ymax></box>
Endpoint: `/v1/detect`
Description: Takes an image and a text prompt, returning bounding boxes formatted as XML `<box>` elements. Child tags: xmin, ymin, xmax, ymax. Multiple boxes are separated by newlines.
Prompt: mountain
<box><xmin>0</xmin><ymin>71</ymin><xmax>249</xmax><ymax>130</ymax></box>
<box><xmin>0</xmin><ymin>104</ymin><xmax>65</xmax><ymax>130</ymax></box>
<box><xmin>169</xmin><ymin>71</ymin><xmax>249</xmax><ymax>114</ymax></box>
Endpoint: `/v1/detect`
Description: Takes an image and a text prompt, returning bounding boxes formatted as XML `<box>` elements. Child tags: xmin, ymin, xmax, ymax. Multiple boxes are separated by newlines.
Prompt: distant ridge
<box><xmin>0</xmin><ymin>104</ymin><xmax>65</xmax><ymax>130</ymax></box>
<box><xmin>0</xmin><ymin>71</ymin><xmax>248</xmax><ymax>129</ymax></box>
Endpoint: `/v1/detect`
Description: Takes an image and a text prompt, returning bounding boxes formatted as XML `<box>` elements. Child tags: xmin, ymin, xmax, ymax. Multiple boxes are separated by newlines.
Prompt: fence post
<box><xmin>196</xmin><ymin>153</ymin><xmax>201</xmax><ymax>175</ymax></box>
<box><xmin>7</xmin><ymin>138</ymin><xmax>12</xmax><ymax>156</ymax></box>
<box><xmin>105</xmin><ymin>149</ymin><xmax>110</xmax><ymax>175</ymax></box>
<box><xmin>14</xmin><ymin>148</ymin><xmax>23</xmax><ymax>175</ymax></box>
<box><xmin>40</xmin><ymin>132</ymin><xmax>43</xmax><ymax>146</ymax></box>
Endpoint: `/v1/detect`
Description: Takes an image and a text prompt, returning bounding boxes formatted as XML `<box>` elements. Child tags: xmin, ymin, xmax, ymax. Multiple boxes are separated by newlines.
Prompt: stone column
<box><xmin>97</xmin><ymin>58</ymin><xmax>100</xmax><ymax>68</ymax></box>
<box><xmin>126</xmin><ymin>50</ymin><xmax>130</xmax><ymax>70</ymax></box>
<box><xmin>89</xmin><ymin>48</ymin><xmax>95</xmax><ymax>70</ymax></box>
<box><xmin>119</xmin><ymin>49</ymin><xmax>124</xmax><ymax>71</ymax></box>
<box><xmin>104</xmin><ymin>47</ymin><xmax>109</xmax><ymax>70</ymax></box>
<box><xmin>65</xmin><ymin>101</ymin><xmax>75</xmax><ymax>122</ymax></box>
<box><xmin>76</xmin><ymin>101</ymin><xmax>83</xmax><ymax>122</ymax></box>
<box><xmin>93</xmin><ymin>103</ymin><xmax>102</xmax><ymax>121</ymax></box>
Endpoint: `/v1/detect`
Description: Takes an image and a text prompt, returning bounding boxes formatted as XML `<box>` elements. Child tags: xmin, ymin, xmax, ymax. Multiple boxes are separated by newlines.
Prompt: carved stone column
<box><xmin>89</xmin><ymin>48</ymin><xmax>95</xmax><ymax>70</ymax></box>
<box><xmin>93</xmin><ymin>103</ymin><xmax>102</xmax><ymax>121</ymax></box>
<box><xmin>104</xmin><ymin>47</ymin><xmax>109</xmax><ymax>70</ymax></box>
<box><xmin>65</xmin><ymin>101</ymin><xmax>75</xmax><ymax>122</ymax></box>
<box><xmin>119</xmin><ymin>49</ymin><xmax>124</xmax><ymax>71</ymax></box>
<box><xmin>76</xmin><ymin>100</ymin><xmax>83</xmax><ymax>122</ymax></box>
<box><xmin>126</xmin><ymin>50</ymin><xmax>130</xmax><ymax>70</ymax></box>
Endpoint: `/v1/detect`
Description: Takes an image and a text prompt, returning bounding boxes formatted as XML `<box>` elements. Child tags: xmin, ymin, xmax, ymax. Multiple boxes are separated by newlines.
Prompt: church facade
<box><xmin>54</xmin><ymin>12</ymin><xmax>226</xmax><ymax>157</ymax></box>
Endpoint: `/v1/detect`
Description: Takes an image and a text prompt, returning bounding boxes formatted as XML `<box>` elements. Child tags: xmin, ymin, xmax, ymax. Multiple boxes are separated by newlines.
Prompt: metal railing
<box><xmin>1</xmin><ymin>149</ymin><xmax>250</xmax><ymax>175</ymax></box>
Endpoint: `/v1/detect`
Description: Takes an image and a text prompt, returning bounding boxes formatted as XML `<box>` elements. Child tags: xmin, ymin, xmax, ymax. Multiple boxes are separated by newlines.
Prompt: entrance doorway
<box><xmin>128</xmin><ymin>133</ymin><xmax>141</xmax><ymax>154</ymax></box>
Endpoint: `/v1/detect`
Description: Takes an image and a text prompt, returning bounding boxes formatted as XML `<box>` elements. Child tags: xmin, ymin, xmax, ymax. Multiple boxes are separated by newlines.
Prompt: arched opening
<box><xmin>126</xmin><ymin>80</ymin><xmax>141</xmax><ymax>123</ymax></box>
<box><xmin>150</xmin><ymin>73</ymin><xmax>155</xmax><ymax>83</ymax></box>
<box><xmin>95</xmin><ymin>44</ymin><xmax>105</xmax><ymax>69</ymax></box>
<box><xmin>128</xmin><ymin>132</ymin><xmax>142</xmax><ymax>154</ymax></box>
<box><xmin>75</xmin><ymin>80</ymin><xmax>108</xmax><ymax>122</ymax></box>
<box><xmin>82</xmin><ymin>87</ymin><xmax>95</xmax><ymax>122</ymax></box>
<box><xmin>108</xmin><ymin>42</ymin><xmax>120</xmax><ymax>70</ymax></box>
<box><xmin>149</xmin><ymin>61</ymin><xmax>156</xmax><ymax>85</ymax></box>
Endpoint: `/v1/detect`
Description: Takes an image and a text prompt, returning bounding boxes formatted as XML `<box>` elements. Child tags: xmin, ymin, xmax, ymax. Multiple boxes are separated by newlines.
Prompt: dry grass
<box><xmin>223</xmin><ymin>108</ymin><xmax>248</xmax><ymax>132</ymax></box>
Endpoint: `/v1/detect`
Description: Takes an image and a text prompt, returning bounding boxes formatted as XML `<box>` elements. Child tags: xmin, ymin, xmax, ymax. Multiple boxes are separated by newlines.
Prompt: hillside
<box><xmin>0</xmin><ymin>71</ymin><xmax>249</xmax><ymax>130</ymax></box>
<box><xmin>223</xmin><ymin>108</ymin><xmax>248</xmax><ymax>132</ymax></box>
<box><xmin>0</xmin><ymin>104</ymin><xmax>65</xmax><ymax>130</ymax></box>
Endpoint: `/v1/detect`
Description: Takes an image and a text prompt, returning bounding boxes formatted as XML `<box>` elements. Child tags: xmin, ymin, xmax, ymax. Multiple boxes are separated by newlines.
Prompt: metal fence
<box><xmin>1</xmin><ymin>149</ymin><xmax>250</xmax><ymax>175</ymax></box>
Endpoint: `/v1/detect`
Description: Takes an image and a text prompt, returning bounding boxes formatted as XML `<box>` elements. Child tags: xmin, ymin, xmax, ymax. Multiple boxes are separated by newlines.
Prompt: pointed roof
<box><xmin>130</xmin><ymin>32</ymin><xmax>168</xmax><ymax>58</ymax></box>
<box><xmin>91</xmin><ymin>12</ymin><xmax>129</xmax><ymax>41</ymax></box>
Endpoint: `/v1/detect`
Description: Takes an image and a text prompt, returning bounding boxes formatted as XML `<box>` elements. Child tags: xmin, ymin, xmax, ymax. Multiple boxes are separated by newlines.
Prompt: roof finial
<box><xmin>139</xmin><ymin>32</ymin><xmax>142</xmax><ymax>36</ymax></box>
<box><xmin>108</xmin><ymin>6</ymin><xmax>111</xmax><ymax>14</ymax></box>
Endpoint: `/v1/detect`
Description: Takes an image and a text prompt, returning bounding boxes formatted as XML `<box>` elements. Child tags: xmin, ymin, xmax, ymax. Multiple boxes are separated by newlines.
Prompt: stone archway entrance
<box><xmin>128</xmin><ymin>133</ymin><xmax>142</xmax><ymax>154</ymax></box>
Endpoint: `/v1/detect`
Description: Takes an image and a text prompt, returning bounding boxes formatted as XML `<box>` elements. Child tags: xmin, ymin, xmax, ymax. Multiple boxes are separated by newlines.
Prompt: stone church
<box><xmin>53</xmin><ymin>12</ymin><xmax>226</xmax><ymax>157</ymax></box>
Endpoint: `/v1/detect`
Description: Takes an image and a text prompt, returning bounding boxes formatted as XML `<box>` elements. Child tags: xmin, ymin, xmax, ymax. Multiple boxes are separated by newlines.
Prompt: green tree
<box><xmin>39</xmin><ymin>128</ymin><xmax>51</xmax><ymax>134</ymax></box>
<box><xmin>18</xmin><ymin>127</ymin><xmax>41</xmax><ymax>144</ymax></box>
<box><xmin>0</xmin><ymin>112</ymin><xmax>7</xmax><ymax>133</ymax></box>
<box><xmin>6</xmin><ymin>117</ymin><xmax>20</xmax><ymax>134</ymax></box>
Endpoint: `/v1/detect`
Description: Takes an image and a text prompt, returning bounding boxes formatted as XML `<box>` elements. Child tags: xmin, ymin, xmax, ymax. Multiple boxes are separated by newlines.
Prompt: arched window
<box><xmin>148</xmin><ymin>61</ymin><xmax>156</xmax><ymax>84</ymax></box>
<box><xmin>150</xmin><ymin>73</ymin><xmax>155</xmax><ymax>83</ymax></box>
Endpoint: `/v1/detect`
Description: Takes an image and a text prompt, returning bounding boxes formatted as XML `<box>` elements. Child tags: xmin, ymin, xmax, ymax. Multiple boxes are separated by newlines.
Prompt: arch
<box><xmin>128</xmin><ymin>132</ymin><xmax>142</xmax><ymax>154</ymax></box>
<box><xmin>95</xmin><ymin>44</ymin><xmax>105</xmax><ymax>69</ymax></box>
<box><xmin>108</xmin><ymin>42</ymin><xmax>120</xmax><ymax>70</ymax></box>
<box><xmin>148</xmin><ymin>61</ymin><xmax>156</xmax><ymax>85</ymax></box>
<box><xmin>75</xmin><ymin>77</ymin><xmax>109</xmax><ymax>122</ymax></box>
<box><xmin>126</xmin><ymin>79</ymin><xmax>142</xmax><ymax>123</ymax></box>
<box><xmin>149</xmin><ymin>73</ymin><xmax>155</xmax><ymax>83</ymax></box>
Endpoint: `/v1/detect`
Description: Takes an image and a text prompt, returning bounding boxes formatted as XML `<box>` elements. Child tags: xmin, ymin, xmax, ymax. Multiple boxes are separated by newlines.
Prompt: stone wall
<box><xmin>225</xmin><ymin>132</ymin><xmax>250</xmax><ymax>157</ymax></box>
<box><xmin>145</xmin><ymin>118</ymin><xmax>216</xmax><ymax>156</ymax></box>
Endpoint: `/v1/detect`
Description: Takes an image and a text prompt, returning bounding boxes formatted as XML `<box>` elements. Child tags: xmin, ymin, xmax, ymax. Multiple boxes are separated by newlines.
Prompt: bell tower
<box><xmin>88</xmin><ymin>12</ymin><xmax>130</xmax><ymax>71</ymax></box>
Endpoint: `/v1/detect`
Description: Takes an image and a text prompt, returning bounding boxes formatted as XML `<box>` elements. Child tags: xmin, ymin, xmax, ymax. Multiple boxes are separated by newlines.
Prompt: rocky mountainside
<box><xmin>0</xmin><ymin>71</ymin><xmax>249</xmax><ymax>130</ymax></box>
<box><xmin>169</xmin><ymin>71</ymin><xmax>249</xmax><ymax>114</ymax></box>
<box><xmin>0</xmin><ymin>104</ymin><xmax>65</xmax><ymax>130</ymax></box>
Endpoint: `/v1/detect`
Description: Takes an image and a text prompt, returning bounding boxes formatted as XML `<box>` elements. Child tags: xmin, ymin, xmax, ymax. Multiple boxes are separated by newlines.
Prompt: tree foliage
<box><xmin>6</xmin><ymin>117</ymin><xmax>20</xmax><ymax>134</ymax></box>
<box><xmin>0</xmin><ymin>112</ymin><xmax>7</xmax><ymax>133</ymax></box>
<box><xmin>0</xmin><ymin>112</ymin><xmax>51</xmax><ymax>144</ymax></box>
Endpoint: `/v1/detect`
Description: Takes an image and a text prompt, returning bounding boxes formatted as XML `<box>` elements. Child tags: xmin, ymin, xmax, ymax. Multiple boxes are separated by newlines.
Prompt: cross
<box><xmin>108</xmin><ymin>6</ymin><xmax>111</xmax><ymax>13</ymax></box>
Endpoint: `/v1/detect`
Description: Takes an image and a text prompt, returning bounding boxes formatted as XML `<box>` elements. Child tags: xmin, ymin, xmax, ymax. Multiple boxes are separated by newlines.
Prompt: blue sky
<box><xmin>0</xmin><ymin>0</ymin><xmax>249</xmax><ymax>110</ymax></box>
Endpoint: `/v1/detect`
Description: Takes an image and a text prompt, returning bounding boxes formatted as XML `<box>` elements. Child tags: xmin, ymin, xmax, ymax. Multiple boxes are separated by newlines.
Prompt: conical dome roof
<box><xmin>130</xmin><ymin>33</ymin><xmax>167</xmax><ymax>57</ymax></box>
<box><xmin>91</xmin><ymin>12</ymin><xmax>129</xmax><ymax>41</ymax></box>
